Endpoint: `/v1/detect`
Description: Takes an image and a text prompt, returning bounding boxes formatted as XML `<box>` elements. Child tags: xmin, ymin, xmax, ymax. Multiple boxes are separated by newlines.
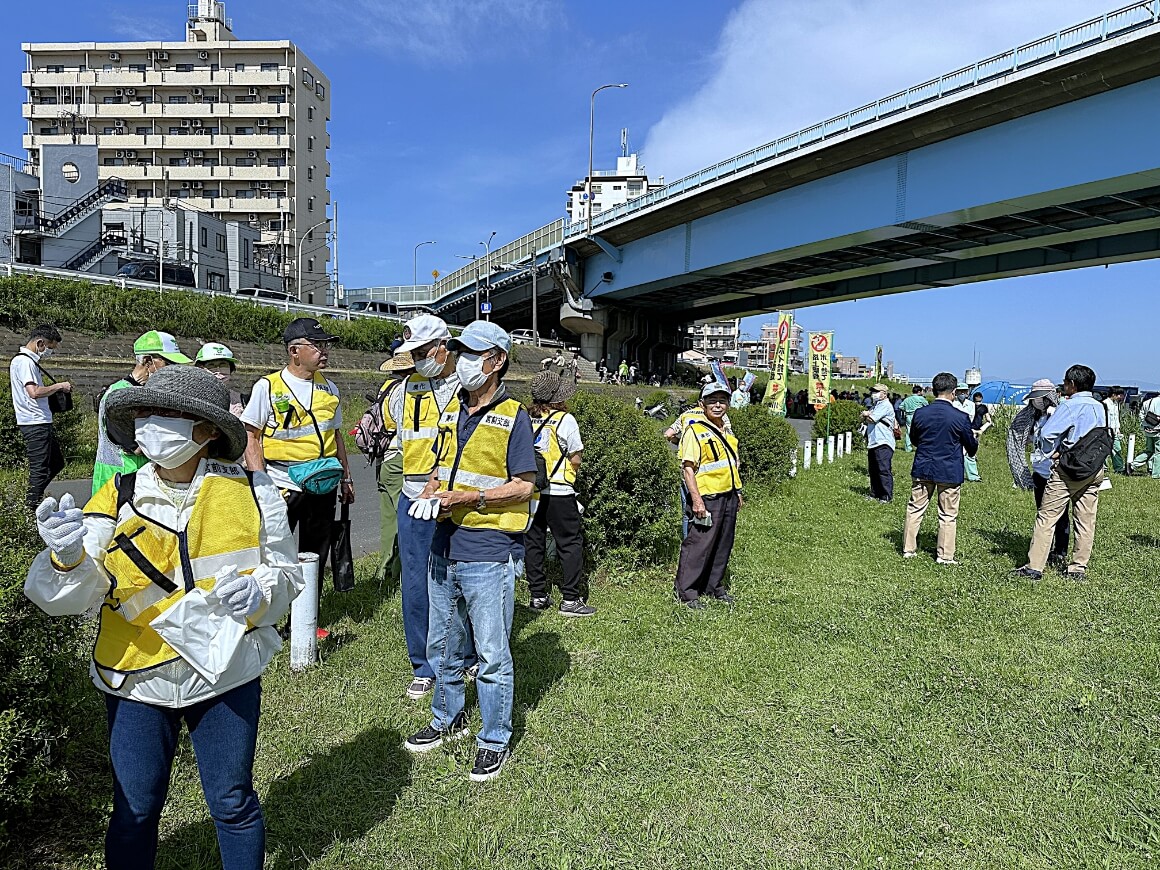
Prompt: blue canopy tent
<box><xmin>976</xmin><ymin>380</ymin><xmax>1033</xmax><ymax>405</ymax></box>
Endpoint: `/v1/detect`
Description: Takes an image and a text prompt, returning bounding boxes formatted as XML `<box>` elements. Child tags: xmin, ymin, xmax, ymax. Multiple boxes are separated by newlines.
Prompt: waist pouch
<box><xmin>288</xmin><ymin>457</ymin><xmax>344</xmax><ymax>494</ymax></box>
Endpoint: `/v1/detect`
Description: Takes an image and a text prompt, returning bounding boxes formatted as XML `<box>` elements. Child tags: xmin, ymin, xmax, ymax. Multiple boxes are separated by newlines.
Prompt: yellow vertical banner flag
<box><xmin>874</xmin><ymin>345</ymin><xmax>883</xmax><ymax>381</ymax></box>
<box><xmin>763</xmin><ymin>313</ymin><xmax>793</xmax><ymax>415</ymax></box>
<box><xmin>808</xmin><ymin>332</ymin><xmax>833</xmax><ymax>407</ymax></box>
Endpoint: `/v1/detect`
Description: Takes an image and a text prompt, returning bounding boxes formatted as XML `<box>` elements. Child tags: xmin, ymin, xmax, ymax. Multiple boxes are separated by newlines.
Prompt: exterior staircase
<box><xmin>38</xmin><ymin>178</ymin><xmax>128</xmax><ymax>236</ymax></box>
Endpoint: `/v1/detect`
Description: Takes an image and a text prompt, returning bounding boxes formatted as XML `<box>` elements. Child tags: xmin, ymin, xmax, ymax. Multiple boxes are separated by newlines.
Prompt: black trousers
<box><xmin>525</xmin><ymin>492</ymin><xmax>586</xmax><ymax>601</ymax></box>
<box><xmin>868</xmin><ymin>445</ymin><xmax>894</xmax><ymax>501</ymax></box>
<box><xmin>284</xmin><ymin>488</ymin><xmax>338</xmax><ymax>565</ymax></box>
<box><xmin>1032</xmin><ymin>471</ymin><xmax>1070</xmax><ymax>559</ymax></box>
<box><xmin>674</xmin><ymin>492</ymin><xmax>739</xmax><ymax>602</ymax></box>
<box><xmin>19</xmin><ymin>423</ymin><xmax>64</xmax><ymax>509</ymax></box>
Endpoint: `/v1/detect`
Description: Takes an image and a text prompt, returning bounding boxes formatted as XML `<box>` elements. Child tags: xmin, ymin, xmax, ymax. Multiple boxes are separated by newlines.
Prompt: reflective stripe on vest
<box><xmin>89</xmin><ymin>466</ymin><xmax>264</xmax><ymax>682</ymax></box>
<box><xmin>689</xmin><ymin>420</ymin><xmax>742</xmax><ymax>496</ymax></box>
<box><xmin>532</xmin><ymin>411</ymin><xmax>576</xmax><ymax>487</ymax></box>
<box><xmin>441</xmin><ymin>397</ymin><xmax>537</xmax><ymax>533</ymax></box>
<box><xmin>399</xmin><ymin>375</ymin><xmax>460</xmax><ymax>476</ymax></box>
<box><xmin>261</xmin><ymin>371</ymin><xmax>338</xmax><ymax>462</ymax></box>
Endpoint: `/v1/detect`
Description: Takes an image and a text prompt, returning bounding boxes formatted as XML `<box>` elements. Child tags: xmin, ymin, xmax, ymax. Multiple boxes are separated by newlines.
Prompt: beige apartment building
<box><xmin>21</xmin><ymin>1</ymin><xmax>331</xmax><ymax>300</ymax></box>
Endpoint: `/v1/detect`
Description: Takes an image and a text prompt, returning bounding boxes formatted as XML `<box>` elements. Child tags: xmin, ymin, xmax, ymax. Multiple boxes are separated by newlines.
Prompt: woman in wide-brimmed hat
<box><xmin>525</xmin><ymin>369</ymin><xmax>595</xmax><ymax>617</ymax></box>
<box><xmin>370</xmin><ymin>343</ymin><xmax>415</xmax><ymax>582</ymax></box>
<box><xmin>25</xmin><ymin>365</ymin><xmax>302</xmax><ymax>870</ymax></box>
<box><xmin>1007</xmin><ymin>378</ymin><xmax>1070</xmax><ymax>565</ymax></box>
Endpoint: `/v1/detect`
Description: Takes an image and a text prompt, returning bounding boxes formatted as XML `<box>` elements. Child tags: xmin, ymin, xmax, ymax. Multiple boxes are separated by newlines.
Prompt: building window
<box><xmin>37</xmin><ymin>96</ymin><xmax>58</xmax><ymax>105</ymax></box>
<box><xmin>267</xmin><ymin>126</ymin><xmax>286</xmax><ymax>135</ymax></box>
<box><xmin>235</xmin><ymin>126</ymin><xmax>254</xmax><ymax>135</ymax></box>
<box><xmin>307</xmin><ymin>136</ymin><xmax>314</xmax><ymax>152</ymax></box>
<box><xmin>242</xmin><ymin>238</ymin><xmax>250</xmax><ymax>268</ymax></box>
<box><xmin>175</xmin><ymin>64</ymin><xmax>194</xmax><ymax>72</ymax></box>
<box><xmin>268</xmin><ymin>220</ymin><xmax>282</xmax><ymax>231</ymax></box>
<box><xmin>200</xmin><ymin>227</ymin><xmax>208</xmax><ymax>248</ymax></box>
<box><xmin>129</xmin><ymin>64</ymin><xmax>146</xmax><ymax>73</ymax></box>
<box><xmin>235</xmin><ymin>189</ymin><xmax>255</xmax><ymax>199</ymax></box>
<box><xmin>167</xmin><ymin>95</ymin><xmax>189</xmax><ymax>104</ymax></box>
<box><xmin>307</xmin><ymin>257</ymin><xmax>314</xmax><ymax>273</ymax></box>
<box><xmin>261</xmin><ymin>63</ymin><xmax>278</xmax><ymax>72</ymax></box>
<box><xmin>207</xmin><ymin>273</ymin><xmax>225</xmax><ymax>291</ymax></box>
<box><xmin>266</xmin><ymin>95</ymin><xmax>285</xmax><ymax>104</ymax></box>
<box><xmin>103</xmin><ymin>96</ymin><xmax>124</xmax><ymax>104</ymax></box>
<box><xmin>235</xmin><ymin>157</ymin><xmax>256</xmax><ymax>167</ymax></box>
<box><xmin>591</xmin><ymin>184</ymin><xmax>602</xmax><ymax>194</ymax></box>
<box><xmin>168</xmin><ymin>158</ymin><xmax>190</xmax><ymax>166</ymax></box>
<box><xmin>307</xmin><ymin>166</ymin><xmax>313</xmax><ymax>181</ymax></box>
<box><xmin>234</xmin><ymin>95</ymin><xmax>257</xmax><ymax>103</ymax></box>
<box><xmin>136</xmin><ymin>189</ymin><xmax>150</xmax><ymax>198</ymax></box>
<box><xmin>235</xmin><ymin>63</ymin><xmax>246</xmax><ymax>72</ymax></box>
<box><xmin>307</xmin><ymin>196</ymin><xmax>314</xmax><ymax>212</ymax></box>
<box><xmin>302</xmin><ymin>69</ymin><xmax>314</xmax><ymax>87</ymax></box>
<box><xmin>45</xmin><ymin>65</ymin><xmax>64</xmax><ymax>73</ymax></box>
<box><xmin>307</xmin><ymin>106</ymin><xmax>313</xmax><ymax>121</ymax></box>
<box><xmin>266</xmin><ymin>157</ymin><xmax>286</xmax><ymax>167</ymax></box>
<box><xmin>38</xmin><ymin>126</ymin><xmax>60</xmax><ymax>135</ymax></box>
<box><xmin>315</xmin><ymin>84</ymin><xmax>325</xmax><ymax>99</ymax></box>
<box><xmin>102</xmin><ymin>157</ymin><xmax>125</xmax><ymax>166</ymax></box>
<box><xmin>135</xmin><ymin>126</ymin><xmax>151</xmax><ymax>135</ymax></box>
<box><xmin>136</xmin><ymin>158</ymin><xmax>153</xmax><ymax>166</ymax></box>
<box><xmin>216</xmin><ymin>233</ymin><xmax>226</xmax><ymax>253</ymax></box>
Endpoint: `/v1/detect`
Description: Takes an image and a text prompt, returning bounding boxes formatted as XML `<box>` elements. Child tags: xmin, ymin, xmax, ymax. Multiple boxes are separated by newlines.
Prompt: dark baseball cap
<box><xmin>283</xmin><ymin>318</ymin><xmax>338</xmax><ymax>344</ymax></box>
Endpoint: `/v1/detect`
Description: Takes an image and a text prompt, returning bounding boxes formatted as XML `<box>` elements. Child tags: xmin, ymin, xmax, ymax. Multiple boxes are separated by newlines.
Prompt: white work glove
<box><xmin>407</xmin><ymin>497</ymin><xmax>440</xmax><ymax>521</ymax></box>
<box><xmin>36</xmin><ymin>493</ymin><xmax>85</xmax><ymax>566</ymax></box>
<box><xmin>214</xmin><ymin>565</ymin><xmax>265</xmax><ymax>619</ymax></box>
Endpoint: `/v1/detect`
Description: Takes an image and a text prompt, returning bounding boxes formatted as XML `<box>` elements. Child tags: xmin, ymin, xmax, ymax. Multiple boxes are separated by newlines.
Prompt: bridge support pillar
<box><xmin>559</xmin><ymin>299</ymin><xmax>607</xmax><ymax>362</ymax></box>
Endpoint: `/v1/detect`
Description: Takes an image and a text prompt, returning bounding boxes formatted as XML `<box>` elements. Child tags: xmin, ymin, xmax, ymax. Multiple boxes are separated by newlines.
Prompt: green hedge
<box><xmin>812</xmin><ymin>399</ymin><xmax>867</xmax><ymax>449</ymax></box>
<box><xmin>0</xmin><ymin>400</ymin><xmax>92</xmax><ymax>472</ymax></box>
<box><xmin>0</xmin><ymin>276</ymin><xmax>402</xmax><ymax>352</ymax></box>
<box><xmin>729</xmin><ymin>406</ymin><xmax>799</xmax><ymax>490</ymax></box>
<box><xmin>569</xmin><ymin>393</ymin><xmax>681</xmax><ymax>565</ymax></box>
<box><xmin>0</xmin><ymin>478</ymin><xmax>102</xmax><ymax>851</ymax></box>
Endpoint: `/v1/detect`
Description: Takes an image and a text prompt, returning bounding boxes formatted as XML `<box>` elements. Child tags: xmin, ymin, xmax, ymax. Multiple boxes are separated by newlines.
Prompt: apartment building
<box><xmin>21</xmin><ymin>1</ymin><xmax>331</xmax><ymax>301</ymax></box>
<box><xmin>567</xmin><ymin>153</ymin><xmax>664</xmax><ymax>225</ymax></box>
<box><xmin>758</xmin><ymin>316</ymin><xmax>805</xmax><ymax>372</ymax></box>
<box><xmin>687</xmin><ymin>318</ymin><xmax>741</xmax><ymax>362</ymax></box>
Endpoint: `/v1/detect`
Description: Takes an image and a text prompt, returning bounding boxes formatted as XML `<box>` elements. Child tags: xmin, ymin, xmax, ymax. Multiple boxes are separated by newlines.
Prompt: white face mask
<box><xmin>211</xmin><ymin>370</ymin><xmax>231</xmax><ymax>384</ymax></box>
<box><xmin>456</xmin><ymin>353</ymin><xmax>492</xmax><ymax>391</ymax></box>
<box><xmin>414</xmin><ymin>347</ymin><xmax>445</xmax><ymax>378</ymax></box>
<box><xmin>134</xmin><ymin>416</ymin><xmax>209</xmax><ymax>469</ymax></box>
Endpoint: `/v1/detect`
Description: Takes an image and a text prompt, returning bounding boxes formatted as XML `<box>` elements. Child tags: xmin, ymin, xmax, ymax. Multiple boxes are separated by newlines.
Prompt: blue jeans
<box><xmin>397</xmin><ymin>494</ymin><xmax>475</xmax><ymax>678</ymax></box>
<box><xmin>427</xmin><ymin>553</ymin><xmax>520</xmax><ymax>751</ymax></box>
<box><xmin>103</xmin><ymin>680</ymin><xmax>264</xmax><ymax>870</ymax></box>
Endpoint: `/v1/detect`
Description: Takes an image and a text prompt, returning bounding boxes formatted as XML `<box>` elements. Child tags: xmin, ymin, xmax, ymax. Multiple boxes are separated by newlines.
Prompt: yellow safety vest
<box><xmin>399</xmin><ymin>375</ymin><xmax>461</xmax><ymax>476</ymax></box>
<box><xmin>687</xmin><ymin>419</ymin><xmax>743</xmax><ymax>496</ymax></box>
<box><xmin>85</xmin><ymin>464</ymin><xmax>263</xmax><ymax>685</ymax></box>
<box><xmin>437</xmin><ymin>396</ymin><xmax>537</xmax><ymax>533</ymax></box>
<box><xmin>532</xmin><ymin>410</ymin><xmax>577</xmax><ymax>488</ymax></box>
<box><xmin>261</xmin><ymin>370</ymin><xmax>339</xmax><ymax>462</ymax></box>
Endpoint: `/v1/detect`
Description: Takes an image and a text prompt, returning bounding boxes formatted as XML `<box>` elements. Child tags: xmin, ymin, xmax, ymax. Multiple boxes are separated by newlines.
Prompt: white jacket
<box><xmin>25</xmin><ymin>461</ymin><xmax>303</xmax><ymax>708</ymax></box>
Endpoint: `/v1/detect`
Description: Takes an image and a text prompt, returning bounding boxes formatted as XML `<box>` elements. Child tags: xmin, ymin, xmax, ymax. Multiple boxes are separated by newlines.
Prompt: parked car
<box><xmin>117</xmin><ymin>262</ymin><xmax>196</xmax><ymax>287</ymax></box>
<box><xmin>510</xmin><ymin>329</ymin><xmax>564</xmax><ymax>348</ymax></box>
<box><xmin>234</xmin><ymin>287</ymin><xmax>295</xmax><ymax>303</ymax></box>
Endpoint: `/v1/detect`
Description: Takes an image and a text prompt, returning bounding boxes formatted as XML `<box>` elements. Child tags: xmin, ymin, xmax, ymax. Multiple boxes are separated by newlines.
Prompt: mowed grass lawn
<box><xmin>31</xmin><ymin>440</ymin><xmax>1160</xmax><ymax>869</ymax></box>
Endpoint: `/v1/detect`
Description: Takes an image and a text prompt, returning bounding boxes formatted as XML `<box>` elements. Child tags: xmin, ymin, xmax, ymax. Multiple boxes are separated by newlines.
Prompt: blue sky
<box><xmin>5</xmin><ymin>0</ymin><xmax>1156</xmax><ymax>385</ymax></box>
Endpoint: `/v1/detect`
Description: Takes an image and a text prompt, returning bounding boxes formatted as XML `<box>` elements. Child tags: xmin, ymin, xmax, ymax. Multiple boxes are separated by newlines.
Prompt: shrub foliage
<box><xmin>812</xmin><ymin>399</ymin><xmax>867</xmax><ymax>449</ymax></box>
<box><xmin>729</xmin><ymin>406</ymin><xmax>799</xmax><ymax>490</ymax></box>
<box><xmin>569</xmin><ymin>393</ymin><xmax>681</xmax><ymax>565</ymax></box>
<box><xmin>0</xmin><ymin>276</ymin><xmax>401</xmax><ymax>352</ymax></box>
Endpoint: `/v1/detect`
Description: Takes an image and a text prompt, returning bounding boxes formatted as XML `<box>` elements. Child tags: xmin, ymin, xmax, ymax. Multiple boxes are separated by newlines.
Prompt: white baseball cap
<box><xmin>396</xmin><ymin>314</ymin><xmax>451</xmax><ymax>353</ymax></box>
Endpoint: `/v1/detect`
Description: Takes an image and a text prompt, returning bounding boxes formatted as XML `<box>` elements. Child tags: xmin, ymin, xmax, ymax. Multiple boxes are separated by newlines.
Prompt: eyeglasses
<box><xmin>705</xmin><ymin>398</ymin><xmax>728</xmax><ymax>407</ymax></box>
<box><xmin>291</xmin><ymin>340</ymin><xmax>333</xmax><ymax>353</ymax></box>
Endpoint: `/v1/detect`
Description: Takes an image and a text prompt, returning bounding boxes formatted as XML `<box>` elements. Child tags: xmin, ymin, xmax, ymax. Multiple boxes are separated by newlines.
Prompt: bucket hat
<box><xmin>104</xmin><ymin>365</ymin><xmax>248</xmax><ymax>461</ymax></box>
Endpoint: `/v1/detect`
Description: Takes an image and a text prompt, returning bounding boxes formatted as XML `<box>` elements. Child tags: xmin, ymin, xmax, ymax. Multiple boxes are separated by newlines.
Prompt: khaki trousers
<box><xmin>903</xmin><ymin>479</ymin><xmax>960</xmax><ymax>561</ymax></box>
<box><xmin>1027</xmin><ymin>467</ymin><xmax>1102</xmax><ymax>572</ymax></box>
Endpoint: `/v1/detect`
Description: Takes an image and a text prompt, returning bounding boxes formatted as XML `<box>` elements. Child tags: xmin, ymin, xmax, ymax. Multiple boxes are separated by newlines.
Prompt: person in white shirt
<box><xmin>9</xmin><ymin>324</ymin><xmax>71</xmax><ymax>508</ymax></box>
<box><xmin>1141</xmin><ymin>391</ymin><xmax>1160</xmax><ymax>478</ymax></box>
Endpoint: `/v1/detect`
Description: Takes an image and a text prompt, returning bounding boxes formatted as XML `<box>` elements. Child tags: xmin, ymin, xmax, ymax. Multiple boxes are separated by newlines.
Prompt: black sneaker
<box><xmin>528</xmin><ymin>596</ymin><xmax>553</xmax><ymax>611</ymax></box>
<box><xmin>683</xmin><ymin>599</ymin><xmax>705</xmax><ymax>611</ymax></box>
<box><xmin>712</xmin><ymin>591</ymin><xmax>736</xmax><ymax>603</ymax></box>
<box><xmin>1011</xmin><ymin>565</ymin><xmax>1043</xmax><ymax>581</ymax></box>
<box><xmin>469</xmin><ymin>747</ymin><xmax>510</xmax><ymax>782</ymax></box>
<box><xmin>404</xmin><ymin>712</ymin><xmax>469</xmax><ymax>754</ymax></box>
<box><xmin>559</xmin><ymin>599</ymin><xmax>596</xmax><ymax>617</ymax></box>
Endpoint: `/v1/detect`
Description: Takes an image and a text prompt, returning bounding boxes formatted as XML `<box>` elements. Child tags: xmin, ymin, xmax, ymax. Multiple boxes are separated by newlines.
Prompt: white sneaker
<box><xmin>902</xmin><ymin>551</ymin><xmax>918</xmax><ymax>559</ymax></box>
<box><xmin>936</xmin><ymin>558</ymin><xmax>959</xmax><ymax>566</ymax></box>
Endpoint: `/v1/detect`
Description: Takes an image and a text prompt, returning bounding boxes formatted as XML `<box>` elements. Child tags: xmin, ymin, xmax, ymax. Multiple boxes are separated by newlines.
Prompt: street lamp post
<box><xmin>455</xmin><ymin>253</ymin><xmax>480</xmax><ymax>319</ymax></box>
<box><xmin>296</xmin><ymin>219</ymin><xmax>329</xmax><ymax>311</ymax></box>
<box><xmin>498</xmin><ymin>260</ymin><xmax>539</xmax><ymax>346</ymax></box>
<box><xmin>480</xmin><ymin>231</ymin><xmax>496</xmax><ymax>321</ymax></box>
<box><xmin>413</xmin><ymin>240</ymin><xmax>436</xmax><ymax>287</ymax></box>
<box><xmin>587</xmin><ymin>83</ymin><xmax>628</xmax><ymax>239</ymax></box>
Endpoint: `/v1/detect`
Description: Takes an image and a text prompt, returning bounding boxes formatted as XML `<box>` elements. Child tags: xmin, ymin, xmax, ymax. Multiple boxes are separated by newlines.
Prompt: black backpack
<box><xmin>1057</xmin><ymin>402</ymin><xmax>1114</xmax><ymax>481</ymax></box>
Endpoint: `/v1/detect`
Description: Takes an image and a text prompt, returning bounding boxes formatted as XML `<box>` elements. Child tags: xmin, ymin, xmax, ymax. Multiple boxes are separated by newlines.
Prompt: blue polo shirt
<box><xmin>431</xmin><ymin>386</ymin><xmax>538</xmax><ymax>563</ymax></box>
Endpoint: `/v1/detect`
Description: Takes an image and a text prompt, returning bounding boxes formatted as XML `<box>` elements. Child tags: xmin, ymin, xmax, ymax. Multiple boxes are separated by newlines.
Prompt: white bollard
<box><xmin>790</xmin><ymin>447</ymin><xmax>797</xmax><ymax>478</ymax></box>
<box><xmin>1127</xmin><ymin>434</ymin><xmax>1136</xmax><ymax>474</ymax></box>
<box><xmin>827</xmin><ymin>435</ymin><xmax>835</xmax><ymax>463</ymax></box>
<box><xmin>837</xmin><ymin>435</ymin><xmax>844</xmax><ymax>458</ymax></box>
<box><xmin>290</xmin><ymin>552</ymin><xmax>320</xmax><ymax>672</ymax></box>
<box><xmin>816</xmin><ymin>438</ymin><xmax>824</xmax><ymax>466</ymax></box>
<box><xmin>845</xmin><ymin>431</ymin><xmax>852</xmax><ymax>454</ymax></box>
<box><xmin>803</xmin><ymin>441</ymin><xmax>811</xmax><ymax>470</ymax></box>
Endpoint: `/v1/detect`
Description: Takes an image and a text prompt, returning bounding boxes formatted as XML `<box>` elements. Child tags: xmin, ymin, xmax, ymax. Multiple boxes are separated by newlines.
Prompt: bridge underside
<box><xmin>610</xmin><ymin>182</ymin><xmax>1160</xmax><ymax>320</ymax></box>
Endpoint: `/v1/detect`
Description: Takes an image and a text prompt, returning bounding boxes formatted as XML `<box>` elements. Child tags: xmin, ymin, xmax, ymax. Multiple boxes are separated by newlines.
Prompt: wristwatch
<box><xmin>477</xmin><ymin>491</ymin><xmax>488</xmax><ymax>510</ymax></box>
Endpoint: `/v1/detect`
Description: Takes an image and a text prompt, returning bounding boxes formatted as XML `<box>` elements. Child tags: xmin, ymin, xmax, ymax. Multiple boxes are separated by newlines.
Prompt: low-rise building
<box><xmin>567</xmin><ymin>153</ymin><xmax>664</xmax><ymax>225</ymax></box>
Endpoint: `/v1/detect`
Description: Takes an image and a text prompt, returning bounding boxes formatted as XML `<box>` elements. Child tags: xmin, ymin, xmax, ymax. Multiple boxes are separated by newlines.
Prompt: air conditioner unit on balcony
<box><xmin>191</xmin><ymin>119</ymin><xmax>203</xmax><ymax>127</ymax></box>
<box><xmin>115</xmin><ymin>88</ymin><xmax>124</xmax><ymax>97</ymax></box>
<box><xmin>191</xmin><ymin>181</ymin><xmax>203</xmax><ymax>189</ymax></box>
<box><xmin>181</xmin><ymin>119</ymin><xmax>192</xmax><ymax>127</ymax></box>
<box><xmin>31</xmin><ymin>89</ymin><xmax>39</xmax><ymax>98</ymax></box>
<box><xmin>181</xmin><ymin>181</ymin><xmax>191</xmax><ymax>189</ymax></box>
<box><xmin>109</xmin><ymin>52</ymin><xmax>120</xmax><ymax>62</ymax></box>
<box><xmin>192</xmin><ymin>87</ymin><xmax>204</xmax><ymax>96</ymax></box>
<box><xmin>125</xmin><ymin>88</ymin><xmax>136</xmax><ymax>96</ymax></box>
<box><xmin>257</xmin><ymin>118</ymin><xmax>268</xmax><ymax>127</ymax></box>
<box><xmin>248</xmin><ymin>213</ymin><xmax>259</xmax><ymax>222</ymax></box>
<box><xmin>198</xmin><ymin>51</ymin><xmax>209</xmax><ymax>60</ymax></box>
<box><xmin>248</xmin><ymin>87</ymin><xmax>259</xmax><ymax>96</ymax></box>
<box><xmin>192</xmin><ymin>149</ymin><xmax>204</xmax><ymax>157</ymax></box>
<box><xmin>126</xmin><ymin>150</ymin><xmax>137</xmax><ymax>158</ymax></box>
<box><xmin>114</xmin><ymin>119</ymin><xmax>125</xmax><ymax>128</ymax></box>
<box><xmin>258</xmin><ymin>182</ymin><xmax>270</xmax><ymax>190</ymax></box>
<box><xmin>115</xmin><ymin>150</ymin><xmax>125</xmax><ymax>158</ymax></box>
<box><xmin>246</xmin><ymin>150</ymin><xmax>257</xmax><ymax>158</ymax></box>
<box><xmin>156</xmin><ymin>51</ymin><xmax>169</xmax><ymax>61</ymax></box>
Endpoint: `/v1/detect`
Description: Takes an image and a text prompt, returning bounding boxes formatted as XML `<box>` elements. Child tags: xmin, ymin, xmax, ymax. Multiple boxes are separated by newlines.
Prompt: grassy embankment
<box><xmin>18</xmin><ymin>438</ymin><xmax>1160</xmax><ymax>869</ymax></box>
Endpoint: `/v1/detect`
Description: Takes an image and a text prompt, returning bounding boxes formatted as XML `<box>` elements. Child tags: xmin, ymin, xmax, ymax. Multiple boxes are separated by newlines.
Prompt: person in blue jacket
<box><xmin>901</xmin><ymin>371</ymin><xmax>979</xmax><ymax>565</ymax></box>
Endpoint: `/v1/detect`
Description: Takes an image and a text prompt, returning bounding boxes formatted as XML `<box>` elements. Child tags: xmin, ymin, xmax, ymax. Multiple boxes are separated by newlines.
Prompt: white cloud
<box><xmin>311</xmin><ymin>0</ymin><xmax>562</xmax><ymax>64</ymax></box>
<box><xmin>109</xmin><ymin>13</ymin><xmax>173</xmax><ymax>41</ymax></box>
<box><xmin>643</xmin><ymin>0</ymin><xmax>1118</xmax><ymax>181</ymax></box>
